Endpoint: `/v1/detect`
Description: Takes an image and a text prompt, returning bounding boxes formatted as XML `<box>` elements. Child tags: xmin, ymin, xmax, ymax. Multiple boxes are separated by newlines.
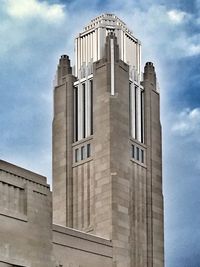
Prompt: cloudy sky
<box><xmin>0</xmin><ymin>0</ymin><xmax>200</xmax><ymax>266</ymax></box>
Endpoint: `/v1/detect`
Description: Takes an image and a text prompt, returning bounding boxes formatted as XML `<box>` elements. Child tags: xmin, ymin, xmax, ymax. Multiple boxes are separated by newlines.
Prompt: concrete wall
<box><xmin>143</xmin><ymin>62</ymin><xmax>164</xmax><ymax>267</ymax></box>
<box><xmin>0</xmin><ymin>160</ymin><xmax>53</xmax><ymax>267</ymax></box>
<box><xmin>93</xmin><ymin>34</ymin><xmax>132</xmax><ymax>267</ymax></box>
<box><xmin>0</xmin><ymin>160</ymin><xmax>113</xmax><ymax>267</ymax></box>
<box><xmin>53</xmin><ymin>55</ymin><xmax>75</xmax><ymax>227</ymax></box>
<box><xmin>53</xmin><ymin>224</ymin><xmax>112</xmax><ymax>267</ymax></box>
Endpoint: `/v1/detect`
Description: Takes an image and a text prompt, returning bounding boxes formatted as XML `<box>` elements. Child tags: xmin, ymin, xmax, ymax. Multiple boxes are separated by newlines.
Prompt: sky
<box><xmin>0</xmin><ymin>0</ymin><xmax>200</xmax><ymax>266</ymax></box>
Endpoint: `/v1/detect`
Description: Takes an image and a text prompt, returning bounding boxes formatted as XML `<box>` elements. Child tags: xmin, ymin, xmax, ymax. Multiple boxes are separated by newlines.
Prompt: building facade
<box><xmin>53</xmin><ymin>14</ymin><xmax>164</xmax><ymax>267</ymax></box>
<box><xmin>0</xmin><ymin>160</ymin><xmax>112</xmax><ymax>267</ymax></box>
<box><xmin>0</xmin><ymin>14</ymin><xmax>164</xmax><ymax>267</ymax></box>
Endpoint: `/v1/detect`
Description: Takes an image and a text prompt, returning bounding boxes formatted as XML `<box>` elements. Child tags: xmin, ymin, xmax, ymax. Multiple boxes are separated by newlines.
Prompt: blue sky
<box><xmin>0</xmin><ymin>0</ymin><xmax>200</xmax><ymax>266</ymax></box>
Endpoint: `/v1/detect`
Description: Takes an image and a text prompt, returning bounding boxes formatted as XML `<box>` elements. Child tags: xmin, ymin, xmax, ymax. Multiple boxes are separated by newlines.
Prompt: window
<box><xmin>75</xmin><ymin>148</ymin><xmax>79</xmax><ymax>162</ymax></box>
<box><xmin>131</xmin><ymin>144</ymin><xmax>145</xmax><ymax>164</ymax></box>
<box><xmin>82</xmin><ymin>83</ymin><xmax>86</xmax><ymax>138</ymax></box>
<box><xmin>74</xmin><ymin>87</ymin><xmax>78</xmax><ymax>142</ymax></box>
<box><xmin>87</xmin><ymin>143</ymin><xmax>91</xmax><ymax>158</ymax></box>
<box><xmin>141</xmin><ymin>90</ymin><xmax>144</xmax><ymax>143</ymax></box>
<box><xmin>141</xmin><ymin>149</ymin><xmax>144</xmax><ymax>163</ymax></box>
<box><xmin>90</xmin><ymin>80</ymin><xmax>93</xmax><ymax>135</ymax></box>
<box><xmin>132</xmin><ymin>144</ymin><xmax>135</xmax><ymax>158</ymax></box>
<box><xmin>75</xmin><ymin>144</ymin><xmax>91</xmax><ymax>163</ymax></box>
<box><xmin>129</xmin><ymin>83</ymin><xmax>131</xmax><ymax>136</ymax></box>
<box><xmin>135</xmin><ymin>85</ymin><xmax>137</xmax><ymax>139</ymax></box>
<box><xmin>136</xmin><ymin>147</ymin><xmax>140</xmax><ymax>161</ymax></box>
<box><xmin>81</xmin><ymin>146</ymin><xmax>85</xmax><ymax>160</ymax></box>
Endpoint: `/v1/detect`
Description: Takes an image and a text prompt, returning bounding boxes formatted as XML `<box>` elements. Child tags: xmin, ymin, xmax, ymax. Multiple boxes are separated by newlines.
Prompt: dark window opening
<box><xmin>141</xmin><ymin>149</ymin><xmax>144</xmax><ymax>163</ymax></box>
<box><xmin>74</xmin><ymin>87</ymin><xmax>78</xmax><ymax>142</ymax></box>
<box><xmin>75</xmin><ymin>148</ymin><xmax>79</xmax><ymax>162</ymax></box>
<box><xmin>90</xmin><ymin>80</ymin><xmax>93</xmax><ymax>135</ymax></box>
<box><xmin>132</xmin><ymin>144</ymin><xmax>135</xmax><ymax>158</ymax></box>
<box><xmin>136</xmin><ymin>147</ymin><xmax>140</xmax><ymax>161</ymax></box>
<box><xmin>87</xmin><ymin>143</ymin><xmax>91</xmax><ymax>158</ymax></box>
<box><xmin>83</xmin><ymin>83</ymin><xmax>86</xmax><ymax>138</ymax></box>
<box><xmin>141</xmin><ymin>90</ymin><xmax>144</xmax><ymax>143</ymax></box>
<box><xmin>129</xmin><ymin>83</ymin><xmax>132</xmax><ymax>136</ymax></box>
<box><xmin>135</xmin><ymin>85</ymin><xmax>137</xmax><ymax>139</ymax></box>
<box><xmin>81</xmin><ymin>146</ymin><xmax>85</xmax><ymax>160</ymax></box>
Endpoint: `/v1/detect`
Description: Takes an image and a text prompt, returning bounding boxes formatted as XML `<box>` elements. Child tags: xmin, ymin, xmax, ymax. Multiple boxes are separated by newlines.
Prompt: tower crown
<box><xmin>75</xmin><ymin>14</ymin><xmax>141</xmax><ymax>80</ymax></box>
<box><xmin>83</xmin><ymin>14</ymin><xmax>133</xmax><ymax>35</ymax></box>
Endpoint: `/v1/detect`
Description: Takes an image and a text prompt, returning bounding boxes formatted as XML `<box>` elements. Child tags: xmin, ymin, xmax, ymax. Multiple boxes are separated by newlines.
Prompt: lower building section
<box><xmin>0</xmin><ymin>155</ymin><xmax>163</xmax><ymax>267</ymax></box>
<box><xmin>0</xmin><ymin>160</ymin><xmax>53</xmax><ymax>267</ymax></box>
<box><xmin>53</xmin><ymin>225</ymin><xmax>112</xmax><ymax>267</ymax></box>
<box><xmin>0</xmin><ymin>160</ymin><xmax>112</xmax><ymax>267</ymax></box>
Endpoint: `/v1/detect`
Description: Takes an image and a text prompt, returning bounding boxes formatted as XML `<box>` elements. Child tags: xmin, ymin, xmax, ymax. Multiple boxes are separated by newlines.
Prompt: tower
<box><xmin>53</xmin><ymin>14</ymin><xmax>164</xmax><ymax>267</ymax></box>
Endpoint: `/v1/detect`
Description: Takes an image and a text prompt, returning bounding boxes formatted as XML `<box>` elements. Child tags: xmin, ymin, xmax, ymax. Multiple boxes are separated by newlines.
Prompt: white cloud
<box><xmin>5</xmin><ymin>0</ymin><xmax>65</xmax><ymax>23</ymax></box>
<box><xmin>167</xmin><ymin>9</ymin><xmax>188</xmax><ymax>24</ymax></box>
<box><xmin>188</xmin><ymin>43</ymin><xmax>200</xmax><ymax>56</ymax></box>
<box><xmin>0</xmin><ymin>0</ymin><xmax>69</xmax><ymax>65</ymax></box>
<box><xmin>114</xmin><ymin>5</ymin><xmax>200</xmax><ymax>60</ymax></box>
<box><xmin>172</xmin><ymin>108</ymin><xmax>200</xmax><ymax>138</ymax></box>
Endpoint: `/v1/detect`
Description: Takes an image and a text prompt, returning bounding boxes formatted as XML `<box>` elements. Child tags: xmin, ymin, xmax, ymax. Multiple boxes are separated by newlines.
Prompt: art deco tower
<box><xmin>53</xmin><ymin>14</ymin><xmax>164</xmax><ymax>267</ymax></box>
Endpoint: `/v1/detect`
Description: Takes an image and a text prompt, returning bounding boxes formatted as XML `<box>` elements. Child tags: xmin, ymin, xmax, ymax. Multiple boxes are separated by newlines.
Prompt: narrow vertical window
<box><xmin>87</xmin><ymin>143</ymin><xmax>91</xmax><ymax>158</ymax></box>
<box><xmin>75</xmin><ymin>148</ymin><xmax>79</xmax><ymax>162</ymax></box>
<box><xmin>81</xmin><ymin>146</ymin><xmax>85</xmax><ymax>160</ymax></box>
<box><xmin>129</xmin><ymin>83</ymin><xmax>131</xmax><ymax>136</ymax></box>
<box><xmin>110</xmin><ymin>38</ymin><xmax>115</xmax><ymax>95</ymax></box>
<box><xmin>136</xmin><ymin>147</ymin><xmax>140</xmax><ymax>161</ymax></box>
<box><xmin>141</xmin><ymin>90</ymin><xmax>144</xmax><ymax>143</ymax></box>
<box><xmin>74</xmin><ymin>87</ymin><xmax>78</xmax><ymax>142</ymax></box>
<box><xmin>141</xmin><ymin>149</ymin><xmax>144</xmax><ymax>163</ymax></box>
<box><xmin>135</xmin><ymin>85</ymin><xmax>137</xmax><ymax>140</ymax></box>
<box><xmin>132</xmin><ymin>144</ymin><xmax>135</xmax><ymax>158</ymax></box>
<box><xmin>90</xmin><ymin>80</ymin><xmax>93</xmax><ymax>135</ymax></box>
<box><xmin>82</xmin><ymin>83</ymin><xmax>86</xmax><ymax>138</ymax></box>
<box><xmin>130</xmin><ymin>82</ymin><xmax>136</xmax><ymax>139</ymax></box>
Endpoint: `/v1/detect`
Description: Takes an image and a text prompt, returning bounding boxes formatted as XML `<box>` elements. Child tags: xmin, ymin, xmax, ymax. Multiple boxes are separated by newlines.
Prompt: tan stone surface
<box><xmin>0</xmin><ymin>160</ymin><xmax>53</xmax><ymax>267</ymax></box>
<box><xmin>52</xmin><ymin>38</ymin><xmax>164</xmax><ymax>267</ymax></box>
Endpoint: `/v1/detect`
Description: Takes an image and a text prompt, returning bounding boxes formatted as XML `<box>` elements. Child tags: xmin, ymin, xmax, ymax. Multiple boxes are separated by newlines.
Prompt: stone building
<box><xmin>0</xmin><ymin>160</ymin><xmax>112</xmax><ymax>267</ymax></box>
<box><xmin>0</xmin><ymin>14</ymin><xmax>164</xmax><ymax>267</ymax></box>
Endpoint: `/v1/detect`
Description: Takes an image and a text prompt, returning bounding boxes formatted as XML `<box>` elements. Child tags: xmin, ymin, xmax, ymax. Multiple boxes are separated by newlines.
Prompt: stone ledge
<box><xmin>0</xmin><ymin>160</ymin><xmax>49</xmax><ymax>188</ymax></box>
<box><xmin>0</xmin><ymin>209</ymin><xmax>27</xmax><ymax>222</ymax></box>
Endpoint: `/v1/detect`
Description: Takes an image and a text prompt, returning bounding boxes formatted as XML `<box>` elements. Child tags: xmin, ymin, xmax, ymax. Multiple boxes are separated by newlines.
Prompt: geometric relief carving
<box><xmin>0</xmin><ymin>181</ymin><xmax>26</xmax><ymax>215</ymax></box>
<box><xmin>72</xmin><ymin>161</ymin><xmax>94</xmax><ymax>231</ymax></box>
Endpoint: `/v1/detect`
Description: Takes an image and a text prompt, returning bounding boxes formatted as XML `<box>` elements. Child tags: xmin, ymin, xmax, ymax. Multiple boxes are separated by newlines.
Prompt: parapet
<box><xmin>0</xmin><ymin>159</ymin><xmax>49</xmax><ymax>188</ymax></box>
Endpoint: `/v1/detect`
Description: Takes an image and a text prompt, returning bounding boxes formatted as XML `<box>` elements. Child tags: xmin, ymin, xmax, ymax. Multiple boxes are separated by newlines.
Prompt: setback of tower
<box><xmin>73</xmin><ymin>14</ymin><xmax>141</xmax><ymax>79</ymax></box>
